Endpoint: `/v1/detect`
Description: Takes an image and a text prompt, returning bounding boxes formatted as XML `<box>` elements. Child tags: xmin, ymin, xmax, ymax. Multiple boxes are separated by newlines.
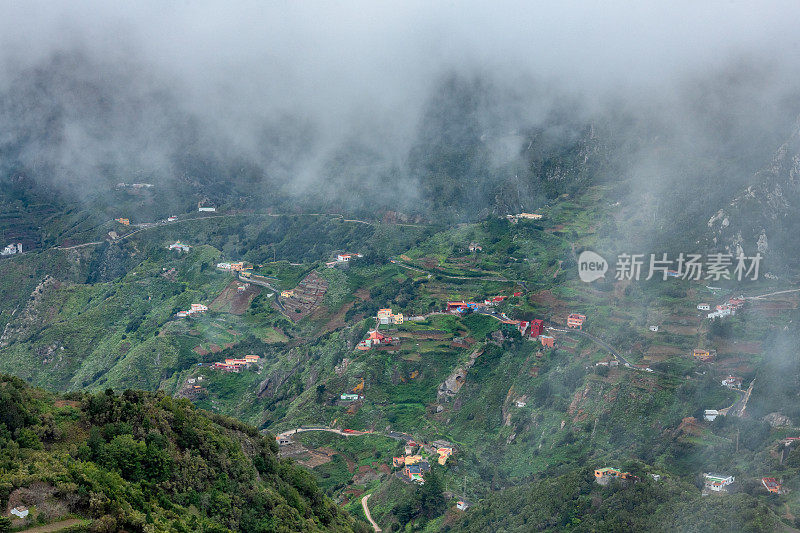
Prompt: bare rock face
<box><xmin>707</xmin><ymin>118</ymin><xmax>800</xmax><ymax>262</ymax></box>
<box><xmin>435</xmin><ymin>348</ymin><xmax>483</xmax><ymax>409</ymax></box>
<box><xmin>763</xmin><ymin>412</ymin><xmax>792</xmax><ymax>428</ymax></box>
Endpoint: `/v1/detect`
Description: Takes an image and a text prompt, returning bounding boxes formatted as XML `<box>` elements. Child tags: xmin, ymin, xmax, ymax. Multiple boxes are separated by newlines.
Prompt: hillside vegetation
<box><xmin>0</xmin><ymin>374</ymin><xmax>367</xmax><ymax>532</ymax></box>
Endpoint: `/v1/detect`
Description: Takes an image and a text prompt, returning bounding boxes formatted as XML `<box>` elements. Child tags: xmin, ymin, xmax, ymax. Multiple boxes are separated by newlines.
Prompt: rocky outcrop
<box><xmin>707</xmin><ymin>117</ymin><xmax>800</xmax><ymax>264</ymax></box>
<box><xmin>436</xmin><ymin>348</ymin><xmax>483</xmax><ymax>405</ymax></box>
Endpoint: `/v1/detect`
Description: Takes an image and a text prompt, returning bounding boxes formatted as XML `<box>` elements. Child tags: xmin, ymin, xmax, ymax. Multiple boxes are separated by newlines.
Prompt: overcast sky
<box><xmin>4</xmin><ymin>1</ymin><xmax>800</xmax><ymax>111</ymax></box>
<box><xmin>2</xmin><ymin>1</ymin><xmax>800</xmax><ymax>210</ymax></box>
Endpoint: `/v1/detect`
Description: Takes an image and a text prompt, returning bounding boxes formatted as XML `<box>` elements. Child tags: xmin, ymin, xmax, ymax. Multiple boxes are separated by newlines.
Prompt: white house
<box><xmin>1</xmin><ymin>243</ymin><xmax>22</xmax><ymax>256</ymax></box>
<box><xmin>704</xmin><ymin>409</ymin><xmax>720</xmax><ymax>422</ymax></box>
<box><xmin>649</xmin><ymin>325</ymin><xmax>659</xmax><ymax>332</ymax></box>
<box><xmin>697</xmin><ymin>303</ymin><xmax>710</xmax><ymax>311</ymax></box>
<box><xmin>456</xmin><ymin>501</ymin><xmax>470</xmax><ymax>511</ymax></box>
<box><xmin>10</xmin><ymin>506</ymin><xmax>29</xmax><ymax>518</ymax></box>
<box><xmin>721</xmin><ymin>376</ymin><xmax>743</xmax><ymax>389</ymax></box>
<box><xmin>169</xmin><ymin>241</ymin><xmax>191</xmax><ymax>252</ymax></box>
<box><xmin>704</xmin><ymin>473</ymin><xmax>734</xmax><ymax>491</ymax></box>
<box><xmin>707</xmin><ymin>308</ymin><xmax>733</xmax><ymax>319</ymax></box>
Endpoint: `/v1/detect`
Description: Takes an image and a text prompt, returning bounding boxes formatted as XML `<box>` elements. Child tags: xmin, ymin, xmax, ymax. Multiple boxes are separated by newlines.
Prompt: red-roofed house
<box><xmin>762</xmin><ymin>477</ymin><xmax>782</xmax><ymax>493</ymax></box>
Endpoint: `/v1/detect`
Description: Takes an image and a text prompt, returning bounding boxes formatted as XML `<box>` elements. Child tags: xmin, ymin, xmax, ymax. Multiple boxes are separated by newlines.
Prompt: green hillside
<box><xmin>0</xmin><ymin>373</ymin><xmax>367</xmax><ymax>532</ymax></box>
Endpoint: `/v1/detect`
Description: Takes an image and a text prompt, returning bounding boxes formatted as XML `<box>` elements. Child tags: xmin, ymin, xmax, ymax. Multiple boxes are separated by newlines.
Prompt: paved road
<box><xmin>747</xmin><ymin>288</ymin><xmax>800</xmax><ymax>300</ymax></box>
<box><xmin>274</xmin><ymin>426</ymin><xmax>372</xmax><ymax>442</ymax></box>
<box><xmin>547</xmin><ymin>325</ymin><xmax>635</xmax><ymax>367</ymax></box>
<box><xmin>29</xmin><ymin>211</ymin><xmax>419</xmax><ymax>254</ymax></box>
<box><xmin>722</xmin><ymin>379</ymin><xmax>754</xmax><ymax>417</ymax></box>
<box><xmin>389</xmin><ymin>259</ymin><xmax>526</xmax><ymax>284</ymax></box>
<box><xmin>362</xmin><ymin>494</ymin><xmax>381</xmax><ymax>532</ymax></box>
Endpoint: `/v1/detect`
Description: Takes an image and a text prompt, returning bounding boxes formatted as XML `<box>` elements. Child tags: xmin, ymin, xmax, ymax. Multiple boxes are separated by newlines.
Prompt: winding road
<box><xmin>361</xmin><ymin>494</ymin><xmax>381</xmax><ymax>532</ymax></box>
<box><xmin>389</xmin><ymin>259</ymin><xmax>526</xmax><ymax>284</ymax></box>
<box><xmin>547</xmin><ymin>326</ymin><xmax>635</xmax><ymax>367</ymax></box>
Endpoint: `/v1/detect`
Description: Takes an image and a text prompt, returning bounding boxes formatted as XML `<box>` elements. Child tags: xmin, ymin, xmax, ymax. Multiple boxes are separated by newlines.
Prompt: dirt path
<box><xmin>18</xmin><ymin>518</ymin><xmax>86</xmax><ymax>532</ymax></box>
<box><xmin>362</xmin><ymin>493</ymin><xmax>381</xmax><ymax>532</ymax></box>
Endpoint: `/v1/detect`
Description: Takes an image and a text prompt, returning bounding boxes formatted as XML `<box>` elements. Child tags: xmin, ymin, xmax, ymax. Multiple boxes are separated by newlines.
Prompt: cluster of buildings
<box><xmin>1</xmin><ymin>243</ymin><xmax>22</xmax><ymax>256</ymax></box>
<box><xmin>356</xmin><ymin>329</ymin><xmax>398</xmax><ymax>350</ymax></box>
<box><xmin>518</xmin><ymin>319</ymin><xmax>545</xmax><ymax>338</ymax></box>
<box><xmin>392</xmin><ymin>442</ymin><xmax>454</xmax><ymax>484</ymax></box>
<box><xmin>516</xmin><ymin>319</ymin><xmax>555</xmax><ymax>347</ymax></box>
<box><xmin>721</xmin><ymin>375</ymin><xmax>743</xmax><ymax>389</ymax></box>
<box><xmin>505</xmin><ymin>213</ymin><xmax>543</xmax><ymax>223</ymax></box>
<box><xmin>176</xmin><ymin>303</ymin><xmax>208</xmax><ymax>318</ymax></box>
<box><xmin>211</xmin><ymin>354</ymin><xmax>260</xmax><ymax>371</ymax></box>
<box><xmin>704</xmin><ymin>296</ymin><xmax>745</xmax><ymax>319</ymax></box>
<box><xmin>703</xmin><ymin>473</ymin><xmax>734</xmax><ymax>492</ymax></box>
<box><xmin>377</xmin><ymin>308</ymin><xmax>404</xmax><ymax>325</ymax></box>
<box><xmin>217</xmin><ymin>261</ymin><xmax>249</xmax><ymax>272</ymax></box>
<box><xmin>567</xmin><ymin>313</ymin><xmax>586</xmax><ymax>329</ymax></box>
<box><xmin>115</xmin><ymin>217</ymin><xmax>130</xmax><ymax>226</ymax></box>
<box><xmin>168</xmin><ymin>241</ymin><xmax>191</xmax><ymax>252</ymax></box>
<box><xmin>446</xmin><ymin>295</ymin><xmax>511</xmax><ymax>313</ymax></box>
<box><xmin>594</xmin><ymin>467</ymin><xmax>639</xmax><ymax>485</ymax></box>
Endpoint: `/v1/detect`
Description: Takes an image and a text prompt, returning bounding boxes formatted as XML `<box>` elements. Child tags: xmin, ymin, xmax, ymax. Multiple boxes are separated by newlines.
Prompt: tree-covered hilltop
<box><xmin>0</xmin><ymin>374</ymin><xmax>368</xmax><ymax>532</ymax></box>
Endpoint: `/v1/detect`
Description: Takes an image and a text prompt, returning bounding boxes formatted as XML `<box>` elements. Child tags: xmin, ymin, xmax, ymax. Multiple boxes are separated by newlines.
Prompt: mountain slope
<box><xmin>0</xmin><ymin>374</ymin><xmax>367</xmax><ymax>532</ymax></box>
<box><xmin>708</xmin><ymin>116</ymin><xmax>800</xmax><ymax>267</ymax></box>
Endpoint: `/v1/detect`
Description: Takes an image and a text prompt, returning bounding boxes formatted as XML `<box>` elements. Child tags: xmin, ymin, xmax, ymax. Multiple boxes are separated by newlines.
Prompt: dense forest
<box><xmin>0</xmin><ymin>374</ymin><xmax>367</xmax><ymax>532</ymax></box>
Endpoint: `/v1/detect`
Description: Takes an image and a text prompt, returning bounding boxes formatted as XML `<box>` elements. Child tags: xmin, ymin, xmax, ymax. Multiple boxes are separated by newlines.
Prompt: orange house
<box><xmin>567</xmin><ymin>314</ymin><xmax>586</xmax><ymax>329</ymax></box>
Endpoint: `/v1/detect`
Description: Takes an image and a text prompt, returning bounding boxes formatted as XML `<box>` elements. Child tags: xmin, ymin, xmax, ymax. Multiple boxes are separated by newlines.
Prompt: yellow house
<box><xmin>693</xmin><ymin>349</ymin><xmax>712</xmax><ymax>361</ymax></box>
<box><xmin>437</xmin><ymin>447</ymin><xmax>453</xmax><ymax>465</ymax></box>
<box><xmin>115</xmin><ymin>218</ymin><xmax>130</xmax><ymax>226</ymax></box>
<box><xmin>404</xmin><ymin>455</ymin><xmax>422</xmax><ymax>466</ymax></box>
<box><xmin>281</xmin><ymin>290</ymin><xmax>295</xmax><ymax>298</ymax></box>
<box><xmin>378</xmin><ymin>308</ymin><xmax>404</xmax><ymax>325</ymax></box>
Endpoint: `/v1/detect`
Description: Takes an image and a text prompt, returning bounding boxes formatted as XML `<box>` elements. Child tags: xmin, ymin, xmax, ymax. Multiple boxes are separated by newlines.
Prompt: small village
<box><xmin>38</xmin><ymin>210</ymin><xmax>796</xmax><ymax>528</ymax></box>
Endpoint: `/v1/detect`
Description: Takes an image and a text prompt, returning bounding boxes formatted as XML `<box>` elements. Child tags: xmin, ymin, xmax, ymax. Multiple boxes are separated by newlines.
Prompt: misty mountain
<box><xmin>708</xmin><ymin>116</ymin><xmax>800</xmax><ymax>266</ymax></box>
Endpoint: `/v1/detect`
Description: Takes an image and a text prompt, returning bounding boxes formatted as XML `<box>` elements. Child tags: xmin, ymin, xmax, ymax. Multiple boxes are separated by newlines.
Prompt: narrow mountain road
<box><xmin>389</xmin><ymin>259</ymin><xmax>526</xmax><ymax>284</ymax></box>
<box><xmin>362</xmin><ymin>493</ymin><xmax>381</xmax><ymax>532</ymax></box>
<box><xmin>24</xmin><ymin>211</ymin><xmax>423</xmax><ymax>255</ymax></box>
<box><xmin>547</xmin><ymin>326</ymin><xmax>635</xmax><ymax>367</ymax></box>
<box><xmin>722</xmin><ymin>379</ymin><xmax>754</xmax><ymax>417</ymax></box>
<box><xmin>746</xmin><ymin>288</ymin><xmax>800</xmax><ymax>300</ymax></box>
<box><xmin>274</xmin><ymin>426</ymin><xmax>373</xmax><ymax>442</ymax></box>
